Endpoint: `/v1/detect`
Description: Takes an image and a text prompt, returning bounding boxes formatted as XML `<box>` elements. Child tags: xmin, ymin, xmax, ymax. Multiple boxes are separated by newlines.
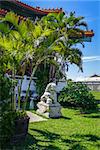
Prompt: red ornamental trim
<box><xmin>0</xmin><ymin>9</ymin><xmax>26</xmax><ymax>20</ymax></box>
<box><xmin>84</xmin><ymin>31</ymin><xmax>94</xmax><ymax>37</ymax></box>
<box><xmin>0</xmin><ymin>9</ymin><xmax>7</xmax><ymax>15</ymax></box>
<box><xmin>0</xmin><ymin>9</ymin><xmax>94</xmax><ymax>38</ymax></box>
<box><xmin>14</xmin><ymin>0</ymin><xmax>62</xmax><ymax>14</ymax></box>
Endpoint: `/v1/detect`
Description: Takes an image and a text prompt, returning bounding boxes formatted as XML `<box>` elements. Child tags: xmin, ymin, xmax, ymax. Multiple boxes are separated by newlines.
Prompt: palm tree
<box><xmin>40</xmin><ymin>12</ymin><xmax>88</xmax><ymax>80</ymax></box>
<box><xmin>0</xmin><ymin>12</ymin><xmax>56</xmax><ymax>108</ymax></box>
<box><xmin>0</xmin><ymin>11</ymin><xmax>88</xmax><ymax>109</ymax></box>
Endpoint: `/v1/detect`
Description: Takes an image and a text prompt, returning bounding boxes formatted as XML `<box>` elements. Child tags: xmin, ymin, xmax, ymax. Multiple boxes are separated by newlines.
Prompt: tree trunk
<box><xmin>23</xmin><ymin>65</ymin><xmax>38</xmax><ymax>110</ymax></box>
<box><xmin>49</xmin><ymin>64</ymin><xmax>56</xmax><ymax>82</ymax></box>
<box><xmin>49</xmin><ymin>52</ymin><xmax>56</xmax><ymax>82</ymax></box>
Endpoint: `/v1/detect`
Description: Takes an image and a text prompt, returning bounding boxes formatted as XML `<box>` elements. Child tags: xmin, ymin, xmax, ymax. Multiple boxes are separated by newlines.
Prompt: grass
<box><xmin>91</xmin><ymin>91</ymin><xmax>100</xmax><ymax>100</ymax></box>
<box><xmin>8</xmin><ymin>108</ymin><xmax>100</xmax><ymax>150</ymax></box>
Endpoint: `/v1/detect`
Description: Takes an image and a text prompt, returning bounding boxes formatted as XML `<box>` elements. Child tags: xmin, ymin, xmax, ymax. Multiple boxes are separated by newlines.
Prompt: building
<box><xmin>0</xmin><ymin>0</ymin><xmax>63</xmax><ymax>19</ymax></box>
<box><xmin>0</xmin><ymin>0</ymin><xmax>94</xmax><ymax>41</ymax></box>
<box><xmin>77</xmin><ymin>74</ymin><xmax>100</xmax><ymax>91</ymax></box>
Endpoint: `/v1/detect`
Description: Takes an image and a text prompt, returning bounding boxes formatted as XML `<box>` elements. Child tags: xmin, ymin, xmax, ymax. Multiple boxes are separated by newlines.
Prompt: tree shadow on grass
<box><xmin>55</xmin><ymin>116</ymin><xmax>71</xmax><ymax>120</ymax></box>
<box><xmin>1</xmin><ymin>134</ymin><xmax>37</xmax><ymax>150</ymax></box>
<box><xmin>71</xmin><ymin>134</ymin><xmax>100</xmax><ymax>142</ymax></box>
<box><xmin>6</xmin><ymin>133</ymin><xmax>61</xmax><ymax>150</ymax></box>
<box><xmin>61</xmin><ymin>138</ymin><xmax>88</xmax><ymax>150</ymax></box>
<box><xmin>83</xmin><ymin>114</ymin><xmax>100</xmax><ymax>119</ymax></box>
<box><xmin>30</xmin><ymin>128</ymin><xmax>61</xmax><ymax>141</ymax></box>
<box><xmin>82</xmin><ymin>108</ymin><xmax>100</xmax><ymax>114</ymax></box>
<box><xmin>69</xmin><ymin>143</ymin><xmax>87</xmax><ymax>150</ymax></box>
<box><xmin>84</xmin><ymin>134</ymin><xmax>100</xmax><ymax>142</ymax></box>
<box><xmin>24</xmin><ymin>134</ymin><xmax>100</xmax><ymax>150</ymax></box>
<box><xmin>24</xmin><ymin>133</ymin><xmax>61</xmax><ymax>150</ymax></box>
<box><xmin>62</xmin><ymin>139</ymin><xmax>77</xmax><ymax>144</ymax></box>
<box><xmin>29</xmin><ymin>129</ymin><xmax>88</xmax><ymax>150</ymax></box>
<box><xmin>68</xmin><ymin>134</ymin><xmax>100</xmax><ymax>150</ymax></box>
<box><xmin>5</xmin><ymin>131</ymin><xmax>99</xmax><ymax>149</ymax></box>
<box><xmin>96</xmin><ymin>143</ymin><xmax>100</xmax><ymax>149</ymax></box>
<box><xmin>24</xmin><ymin>132</ymin><xmax>61</xmax><ymax>150</ymax></box>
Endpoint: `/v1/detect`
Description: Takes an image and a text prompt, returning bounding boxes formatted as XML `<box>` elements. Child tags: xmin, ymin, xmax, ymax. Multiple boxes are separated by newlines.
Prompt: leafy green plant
<box><xmin>58</xmin><ymin>81</ymin><xmax>97</xmax><ymax>111</ymax></box>
<box><xmin>0</xmin><ymin>11</ymin><xmax>89</xmax><ymax>109</ymax></box>
<box><xmin>35</xmin><ymin>63</ymin><xmax>50</xmax><ymax>96</ymax></box>
<box><xmin>0</xmin><ymin>11</ymin><xmax>94</xmax><ymax>146</ymax></box>
<box><xmin>0</xmin><ymin>110</ymin><xmax>27</xmax><ymax>146</ymax></box>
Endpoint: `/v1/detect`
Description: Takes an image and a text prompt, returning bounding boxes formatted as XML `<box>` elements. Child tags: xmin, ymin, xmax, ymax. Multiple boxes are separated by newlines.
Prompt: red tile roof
<box><xmin>0</xmin><ymin>9</ymin><xmax>27</xmax><ymax>20</ymax></box>
<box><xmin>0</xmin><ymin>9</ymin><xmax>94</xmax><ymax>38</ymax></box>
<box><xmin>0</xmin><ymin>0</ymin><xmax>94</xmax><ymax>38</ymax></box>
<box><xmin>0</xmin><ymin>9</ymin><xmax>7</xmax><ymax>16</ymax></box>
<box><xmin>13</xmin><ymin>0</ymin><xmax>63</xmax><ymax>15</ymax></box>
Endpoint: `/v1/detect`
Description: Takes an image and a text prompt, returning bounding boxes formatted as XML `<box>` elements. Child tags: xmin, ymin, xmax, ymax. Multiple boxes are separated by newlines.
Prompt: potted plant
<box><xmin>0</xmin><ymin>75</ymin><xmax>30</xmax><ymax>147</ymax></box>
<box><xmin>0</xmin><ymin>22</ymin><xmax>30</xmax><ymax>147</ymax></box>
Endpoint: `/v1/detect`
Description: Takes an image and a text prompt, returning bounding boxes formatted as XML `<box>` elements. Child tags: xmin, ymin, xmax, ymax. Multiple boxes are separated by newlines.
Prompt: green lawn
<box><xmin>12</xmin><ymin>108</ymin><xmax>100</xmax><ymax>150</ymax></box>
<box><xmin>91</xmin><ymin>91</ymin><xmax>100</xmax><ymax>100</ymax></box>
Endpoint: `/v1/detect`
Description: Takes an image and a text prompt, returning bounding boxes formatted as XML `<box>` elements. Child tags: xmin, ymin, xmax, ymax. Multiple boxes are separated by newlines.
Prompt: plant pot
<box><xmin>10</xmin><ymin>116</ymin><xmax>30</xmax><ymax>144</ymax></box>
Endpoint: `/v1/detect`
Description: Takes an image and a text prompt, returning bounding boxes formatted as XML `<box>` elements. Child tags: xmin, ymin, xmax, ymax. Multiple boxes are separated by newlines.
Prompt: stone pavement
<box><xmin>27</xmin><ymin>111</ymin><xmax>47</xmax><ymax>123</ymax></box>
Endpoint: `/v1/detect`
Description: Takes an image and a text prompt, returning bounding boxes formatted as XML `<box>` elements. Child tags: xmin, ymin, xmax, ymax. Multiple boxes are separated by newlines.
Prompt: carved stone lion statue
<box><xmin>40</xmin><ymin>82</ymin><xmax>57</xmax><ymax>104</ymax></box>
<box><xmin>36</xmin><ymin>82</ymin><xmax>62</xmax><ymax>118</ymax></box>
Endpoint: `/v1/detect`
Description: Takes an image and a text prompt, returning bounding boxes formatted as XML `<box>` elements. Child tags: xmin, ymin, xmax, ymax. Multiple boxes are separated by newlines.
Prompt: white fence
<box><xmin>83</xmin><ymin>81</ymin><xmax>100</xmax><ymax>91</ymax></box>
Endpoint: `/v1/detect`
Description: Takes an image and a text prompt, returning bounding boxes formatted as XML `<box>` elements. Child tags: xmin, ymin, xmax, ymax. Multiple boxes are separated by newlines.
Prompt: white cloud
<box><xmin>82</xmin><ymin>56</ymin><xmax>100</xmax><ymax>62</ymax></box>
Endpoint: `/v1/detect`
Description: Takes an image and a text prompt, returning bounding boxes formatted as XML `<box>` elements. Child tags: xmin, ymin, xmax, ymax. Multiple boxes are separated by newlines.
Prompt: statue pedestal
<box><xmin>36</xmin><ymin>101</ymin><xmax>62</xmax><ymax>118</ymax></box>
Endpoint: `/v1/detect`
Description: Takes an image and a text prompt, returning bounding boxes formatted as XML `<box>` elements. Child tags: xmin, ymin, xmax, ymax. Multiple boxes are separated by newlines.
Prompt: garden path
<box><xmin>27</xmin><ymin>111</ymin><xmax>47</xmax><ymax>123</ymax></box>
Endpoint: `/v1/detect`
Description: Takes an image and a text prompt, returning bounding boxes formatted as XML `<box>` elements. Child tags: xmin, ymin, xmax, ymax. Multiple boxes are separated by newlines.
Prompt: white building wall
<box><xmin>56</xmin><ymin>80</ymin><xmax>66</xmax><ymax>93</ymax></box>
<box><xmin>13</xmin><ymin>75</ymin><xmax>67</xmax><ymax>101</ymax></box>
<box><xmin>15</xmin><ymin>75</ymin><xmax>37</xmax><ymax>99</ymax></box>
<box><xmin>84</xmin><ymin>82</ymin><xmax>100</xmax><ymax>91</ymax></box>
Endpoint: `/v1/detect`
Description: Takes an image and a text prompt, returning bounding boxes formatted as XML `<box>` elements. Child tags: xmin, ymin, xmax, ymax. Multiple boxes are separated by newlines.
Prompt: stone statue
<box><xmin>36</xmin><ymin>82</ymin><xmax>62</xmax><ymax>118</ymax></box>
<box><xmin>40</xmin><ymin>82</ymin><xmax>57</xmax><ymax>104</ymax></box>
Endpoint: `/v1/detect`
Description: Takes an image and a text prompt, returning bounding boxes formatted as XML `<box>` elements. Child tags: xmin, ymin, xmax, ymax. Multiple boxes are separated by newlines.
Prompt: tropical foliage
<box><xmin>0</xmin><ymin>11</ymin><xmax>92</xmax><ymax>146</ymax></box>
<box><xmin>58</xmin><ymin>81</ymin><xmax>97</xmax><ymax>112</ymax></box>
<box><xmin>0</xmin><ymin>11</ymin><xmax>88</xmax><ymax>102</ymax></box>
<box><xmin>40</xmin><ymin>12</ymin><xmax>88</xmax><ymax>71</ymax></box>
<box><xmin>35</xmin><ymin>12</ymin><xmax>88</xmax><ymax>94</ymax></box>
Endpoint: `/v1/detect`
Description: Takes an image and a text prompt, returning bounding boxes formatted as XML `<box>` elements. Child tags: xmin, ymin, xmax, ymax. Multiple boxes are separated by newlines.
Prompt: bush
<box><xmin>58</xmin><ymin>81</ymin><xmax>97</xmax><ymax>111</ymax></box>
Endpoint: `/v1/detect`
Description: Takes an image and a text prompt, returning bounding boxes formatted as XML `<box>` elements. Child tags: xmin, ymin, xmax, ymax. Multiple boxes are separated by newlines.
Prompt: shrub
<box><xmin>58</xmin><ymin>81</ymin><xmax>97</xmax><ymax>111</ymax></box>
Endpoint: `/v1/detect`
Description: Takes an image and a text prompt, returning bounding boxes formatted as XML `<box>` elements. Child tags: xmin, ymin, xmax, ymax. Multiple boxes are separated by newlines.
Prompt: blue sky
<box><xmin>21</xmin><ymin>0</ymin><xmax>100</xmax><ymax>80</ymax></box>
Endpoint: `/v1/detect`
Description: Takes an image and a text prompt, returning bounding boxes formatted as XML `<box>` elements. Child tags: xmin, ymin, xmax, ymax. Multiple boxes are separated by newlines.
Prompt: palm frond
<box><xmin>75</xmin><ymin>21</ymin><xmax>88</xmax><ymax>30</ymax></box>
<box><xmin>0</xmin><ymin>22</ymin><xmax>10</xmax><ymax>33</ymax></box>
<box><xmin>4</xmin><ymin>12</ymin><xmax>19</xmax><ymax>28</ymax></box>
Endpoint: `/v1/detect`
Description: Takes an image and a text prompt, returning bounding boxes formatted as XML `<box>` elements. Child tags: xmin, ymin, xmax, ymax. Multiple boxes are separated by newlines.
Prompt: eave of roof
<box><xmin>0</xmin><ymin>9</ymin><xmax>7</xmax><ymax>16</ymax></box>
<box><xmin>9</xmin><ymin>0</ymin><xmax>63</xmax><ymax>15</ymax></box>
<box><xmin>0</xmin><ymin>9</ymin><xmax>27</xmax><ymax>20</ymax></box>
<box><xmin>0</xmin><ymin>8</ymin><xmax>94</xmax><ymax>38</ymax></box>
<box><xmin>84</xmin><ymin>31</ymin><xmax>94</xmax><ymax>37</ymax></box>
<box><xmin>90</xmin><ymin>74</ymin><xmax>100</xmax><ymax>78</ymax></box>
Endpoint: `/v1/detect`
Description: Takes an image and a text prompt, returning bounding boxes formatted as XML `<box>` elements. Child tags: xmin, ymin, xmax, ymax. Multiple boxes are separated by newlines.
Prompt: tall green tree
<box><xmin>0</xmin><ymin>11</ymin><xmax>88</xmax><ymax>108</ymax></box>
<box><xmin>40</xmin><ymin>12</ymin><xmax>88</xmax><ymax>80</ymax></box>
